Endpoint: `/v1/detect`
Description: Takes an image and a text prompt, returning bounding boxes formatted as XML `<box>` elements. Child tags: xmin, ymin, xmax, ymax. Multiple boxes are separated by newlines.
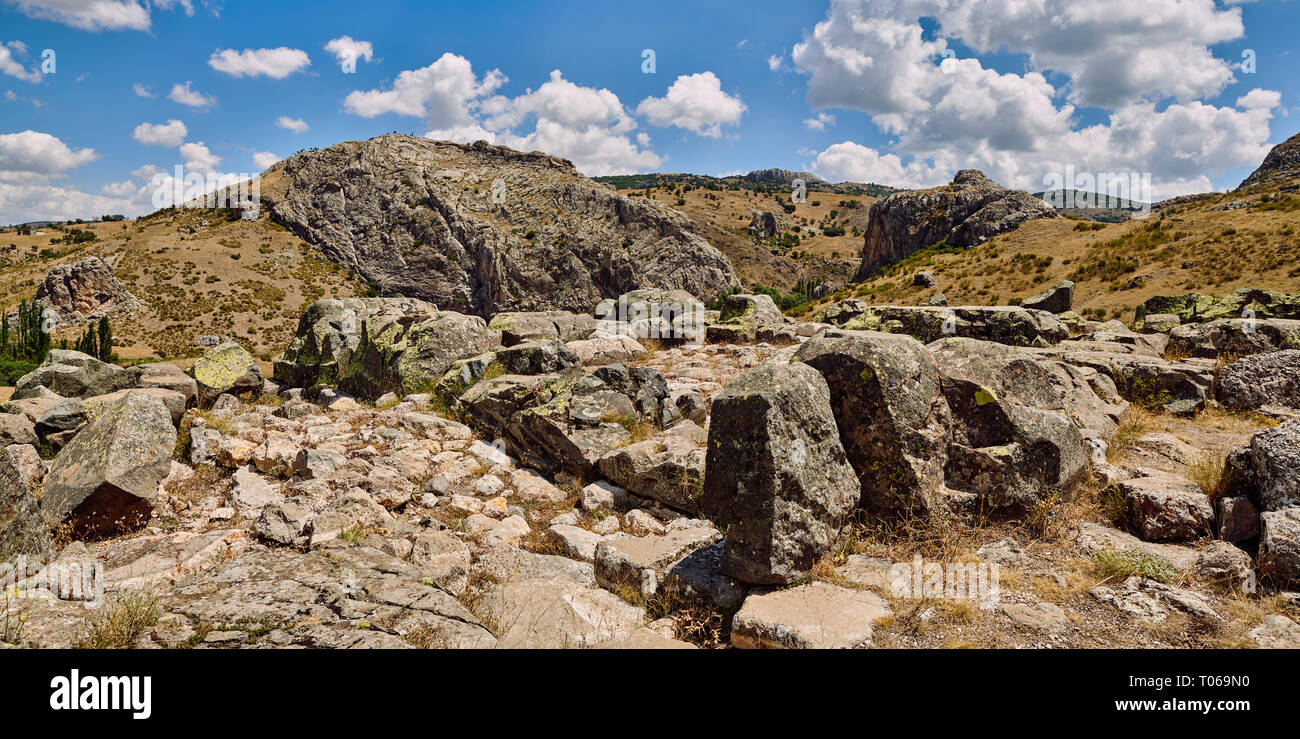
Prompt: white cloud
<box><xmin>0</xmin><ymin>181</ymin><xmax>143</xmax><ymax>223</ymax></box>
<box><xmin>346</xmin><ymin>55</ymin><xmax>666</xmax><ymax>175</ymax></box>
<box><xmin>179</xmin><ymin>141</ymin><xmax>220</xmax><ymax>175</ymax></box>
<box><xmin>208</xmin><ymin>47</ymin><xmax>311</xmax><ymax>79</ymax></box>
<box><xmin>804</xmin><ymin>112</ymin><xmax>835</xmax><ymax>131</ymax></box>
<box><xmin>131</xmin><ymin>163</ymin><xmax>161</xmax><ymax>180</ymax></box>
<box><xmin>3</xmin><ymin>0</ymin><xmax>152</xmax><ymax>31</ymax></box>
<box><xmin>0</xmin><ymin>130</ymin><xmax>99</xmax><ymax>184</ymax></box>
<box><xmin>276</xmin><ymin>116</ymin><xmax>309</xmax><ymax>134</ymax></box>
<box><xmin>252</xmin><ymin>151</ymin><xmax>280</xmax><ymax>170</ymax></box>
<box><xmin>636</xmin><ymin>72</ymin><xmax>747</xmax><ymax>138</ymax></box>
<box><xmin>132</xmin><ymin>119</ymin><xmax>188</xmax><ymax>147</ymax></box>
<box><xmin>325</xmin><ymin>36</ymin><xmax>373</xmax><ymax>68</ymax></box>
<box><xmin>0</xmin><ymin>41</ymin><xmax>41</xmax><ymax>83</ymax></box>
<box><xmin>767</xmin><ymin>54</ymin><xmax>783</xmax><ymax>72</ymax></box>
<box><xmin>132</xmin><ymin>82</ymin><xmax>153</xmax><ymax>97</ymax></box>
<box><xmin>808</xmin><ymin>141</ymin><xmax>944</xmax><ymax>188</ymax></box>
<box><xmin>792</xmin><ymin>0</ymin><xmax>1279</xmax><ymax>196</ymax></box>
<box><xmin>168</xmin><ymin>81</ymin><xmax>215</xmax><ymax>109</ymax></box>
<box><xmin>344</xmin><ymin>52</ymin><xmax>505</xmax><ymax>125</ymax></box>
<box><xmin>99</xmin><ymin>179</ymin><xmax>136</xmax><ymax>197</ymax></box>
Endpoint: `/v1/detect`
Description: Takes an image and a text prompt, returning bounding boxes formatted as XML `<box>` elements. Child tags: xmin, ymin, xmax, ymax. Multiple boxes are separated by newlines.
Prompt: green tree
<box><xmin>97</xmin><ymin>316</ymin><xmax>113</xmax><ymax>362</ymax></box>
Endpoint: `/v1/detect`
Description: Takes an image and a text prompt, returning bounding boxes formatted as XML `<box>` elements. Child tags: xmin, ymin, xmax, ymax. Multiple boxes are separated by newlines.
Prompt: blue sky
<box><xmin>0</xmin><ymin>0</ymin><xmax>1296</xmax><ymax>223</ymax></box>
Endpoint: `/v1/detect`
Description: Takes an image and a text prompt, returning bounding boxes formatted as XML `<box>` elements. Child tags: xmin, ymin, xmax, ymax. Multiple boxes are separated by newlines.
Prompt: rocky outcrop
<box><xmin>263</xmin><ymin>134</ymin><xmax>737</xmax><ymax>316</ymax></box>
<box><xmin>1236</xmin><ymin>131</ymin><xmax>1300</xmax><ymax>191</ymax></box>
<box><xmin>747</xmin><ymin>211</ymin><xmax>788</xmax><ymax>238</ymax></box>
<box><xmin>705</xmin><ymin>293</ymin><xmax>790</xmax><ymax>344</ymax></box>
<box><xmin>34</xmin><ymin>256</ymin><xmax>139</xmax><ymax>325</ymax></box>
<box><xmin>273</xmin><ymin>297</ymin><xmax>441</xmax><ymax>389</ymax></box>
<box><xmin>819</xmin><ymin>302</ymin><xmax>1068</xmax><ymax>347</ymax></box>
<box><xmin>701</xmin><ymin>363</ymin><xmax>860</xmax><ymax>585</ymax></box>
<box><xmin>1166</xmin><ymin>318</ymin><xmax>1300</xmax><ymax>358</ymax></box>
<box><xmin>13</xmin><ymin>350</ymin><xmax>132</xmax><ymax>400</ymax></box>
<box><xmin>1136</xmin><ymin>288</ymin><xmax>1300</xmax><ymax>326</ymax></box>
<box><xmin>854</xmin><ymin>170</ymin><xmax>1058</xmax><ymax>278</ymax></box>
<box><xmin>1021</xmin><ymin>280</ymin><xmax>1075</xmax><ymax>314</ymax></box>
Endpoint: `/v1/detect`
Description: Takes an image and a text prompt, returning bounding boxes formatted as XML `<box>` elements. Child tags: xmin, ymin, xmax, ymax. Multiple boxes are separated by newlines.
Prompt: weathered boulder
<box><xmin>0</xmin><ymin>442</ymin><xmax>50</xmax><ymax>560</ymax></box>
<box><xmin>819</xmin><ymin>302</ymin><xmax>1068</xmax><ymax>347</ymax></box>
<box><xmin>1140</xmin><ymin>314</ymin><xmax>1182</xmax><ymax>334</ymax></box>
<box><xmin>594</xmin><ymin>289</ymin><xmax>710</xmax><ymax>345</ymax></box>
<box><xmin>1259</xmin><ymin>507</ymin><xmax>1300</xmax><ymax>585</ymax></box>
<box><xmin>701</xmin><ymin>363</ymin><xmax>860</xmax><ymax>584</ymax></box>
<box><xmin>263</xmin><ymin>134</ymin><xmax>737</xmax><ymax>316</ymax></box>
<box><xmin>1252</xmin><ymin>421</ymin><xmax>1300</xmax><ymax>511</ymax></box>
<box><xmin>478</xmin><ymin>576</ymin><xmax>644</xmax><ymax>649</ymax></box>
<box><xmin>495</xmin><ymin>340</ymin><xmax>580</xmax><ymax>375</ymax></box>
<box><xmin>1217</xmin><ymin>496</ymin><xmax>1260</xmax><ymax>543</ymax></box>
<box><xmin>1120</xmin><ymin>473</ymin><xmax>1214</xmax><ymax>541</ymax></box>
<box><xmin>1021</xmin><ymin>280</ymin><xmax>1075</xmax><ymax>314</ymax></box>
<box><xmin>338</xmin><ymin>309</ymin><xmax>500</xmax><ymax>399</ymax></box>
<box><xmin>929</xmin><ymin>338</ymin><xmax>1090</xmax><ymax>510</ymax></box>
<box><xmin>731</xmin><ymin>582</ymin><xmax>892</xmax><ymax>649</ymax></box>
<box><xmin>1166</xmin><ymin>318</ymin><xmax>1300</xmax><ymax>358</ymax></box>
<box><xmin>34</xmin><ymin>256</ymin><xmax>139</xmax><ymax>323</ymax></box>
<box><xmin>1137</xmin><ymin>287</ymin><xmax>1300</xmax><ymax>325</ymax></box>
<box><xmin>40</xmin><ymin>392</ymin><xmax>176</xmax><ymax>537</ymax></box>
<box><xmin>13</xmin><ymin>349</ymin><xmax>131</xmax><ymax>400</ymax></box>
<box><xmin>854</xmin><ymin>169</ymin><xmax>1057</xmax><ymax>278</ymax></box>
<box><xmin>593</xmin><ymin>526</ymin><xmax>722</xmax><ymax>600</ymax></box>
<box><xmin>706</xmin><ymin>293</ymin><xmax>789</xmax><ymax>344</ymax></box>
<box><xmin>597</xmin><ymin>421</ymin><xmax>707</xmax><ymax>512</ymax></box>
<box><xmin>274</xmin><ymin>297</ymin><xmax>440</xmax><ymax>388</ymax></box>
<box><xmin>747</xmin><ymin>210</ymin><xmax>788</xmax><ymax>238</ymax></box>
<box><xmin>565</xmin><ymin>335</ymin><xmax>648</xmax><ymax>366</ymax></box>
<box><xmin>488</xmin><ymin>311</ymin><xmax>597</xmax><ymax>346</ymax></box>
<box><xmin>794</xmin><ymin>330</ymin><xmax>950</xmax><ymax>517</ymax></box>
<box><xmin>189</xmin><ymin>342</ymin><xmax>263</xmax><ymax>407</ymax></box>
<box><xmin>128</xmin><ymin>363</ymin><xmax>198</xmax><ymax>407</ymax></box>
<box><xmin>1195</xmin><ymin>540</ymin><xmax>1252</xmax><ymax>581</ymax></box>
<box><xmin>1217</xmin><ymin>350</ymin><xmax>1300</xmax><ymax>412</ymax></box>
<box><xmin>0</xmin><ymin>413</ymin><xmax>37</xmax><ymax>446</ymax></box>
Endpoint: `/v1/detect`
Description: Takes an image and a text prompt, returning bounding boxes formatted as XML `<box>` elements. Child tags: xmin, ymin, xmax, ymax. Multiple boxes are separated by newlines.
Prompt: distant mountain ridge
<box><xmin>593</xmin><ymin>169</ymin><xmax>901</xmax><ymax>198</ymax></box>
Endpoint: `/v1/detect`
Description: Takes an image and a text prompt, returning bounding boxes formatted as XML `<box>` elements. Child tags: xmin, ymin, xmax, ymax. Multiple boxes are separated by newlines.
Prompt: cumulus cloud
<box><xmin>325</xmin><ymin>36</ymin><xmax>373</xmax><ymax>68</ymax></box>
<box><xmin>767</xmin><ymin>55</ymin><xmax>783</xmax><ymax>72</ymax></box>
<box><xmin>345</xmin><ymin>55</ymin><xmax>660</xmax><ymax>176</ymax></box>
<box><xmin>169</xmin><ymin>81</ymin><xmax>215</xmax><ymax>109</ymax></box>
<box><xmin>276</xmin><ymin>116</ymin><xmax>309</xmax><ymax>133</ymax></box>
<box><xmin>99</xmin><ymin>179</ymin><xmax>136</xmax><ymax>197</ymax></box>
<box><xmin>808</xmin><ymin>141</ymin><xmax>944</xmax><ymax>188</ymax></box>
<box><xmin>804</xmin><ymin>112</ymin><xmax>835</xmax><ymax>131</ymax></box>
<box><xmin>208</xmin><ymin>47</ymin><xmax>311</xmax><ymax>79</ymax></box>
<box><xmin>132</xmin><ymin>82</ymin><xmax>153</xmax><ymax>97</ymax></box>
<box><xmin>0</xmin><ymin>130</ymin><xmax>99</xmax><ymax>184</ymax></box>
<box><xmin>132</xmin><ymin>119</ymin><xmax>188</xmax><ymax>147</ymax></box>
<box><xmin>792</xmin><ymin>0</ymin><xmax>1279</xmax><ymax>196</ymax></box>
<box><xmin>0</xmin><ymin>41</ymin><xmax>41</xmax><ymax>83</ymax></box>
<box><xmin>636</xmin><ymin>72</ymin><xmax>747</xmax><ymax>138</ymax></box>
<box><xmin>3</xmin><ymin>0</ymin><xmax>152</xmax><ymax>31</ymax></box>
<box><xmin>179</xmin><ymin>141</ymin><xmax>220</xmax><ymax>175</ymax></box>
<box><xmin>252</xmin><ymin>151</ymin><xmax>280</xmax><ymax>170</ymax></box>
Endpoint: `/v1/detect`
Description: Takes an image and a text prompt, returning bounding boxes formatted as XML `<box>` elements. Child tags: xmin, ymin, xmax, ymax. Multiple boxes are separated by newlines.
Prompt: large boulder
<box><xmin>705</xmin><ymin>293</ymin><xmax>789</xmax><ymax>344</ymax></box>
<box><xmin>262</xmin><ymin>134</ymin><xmax>737</xmax><ymax>316</ymax></box>
<box><xmin>597</xmin><ymin>421</ymin><xmax>707</xmax><ymax>512</ymax></box>
<box><xmin>339</xmin><ymin>310</ymin><xmax>500</xmax><ymax>399</ymax></box>
<box><xmin>794</xmin><ymin>330</ymin><xmax>950</xmax><ymax>518</ymax></box>
<box><xmin>189</xmin><ymin>342</ymin><xmax>263</xmax><ymax>406</ymax></box>
<box><xmin>854</xmin><ymin>169</ymin><xmax>1058</xmax><ymax>278</ymax></box>
<box><xmin>594</xmin><ymin>289</ymin><xmax>710</xmax><ymax>345</ymax></box>
<box><xmin>1120</xmin><ymin>473</ymin><xmax>1214</xmax><ymax>541</ymax></box>
<box><xmin>1021</xmin><ymin>280</ymin><xmax>1075</xmax><ymax>314</ymax></box>
<box><xmin>1259</xmin><ymin>507</ymin><xmax>1300</xmax><ymax>585</ymax></box>
<box><xmin>0</xmin><ymin>443</ymin><xmax>51</xmax><ymax>560</ymax></box>
<box><xmin>1165</xmin><ymin>318</ymin><xmax>1300</xmax><ymax>358</ymax></box>
<box><xmin>1137</xmin><ymin>288</ymin><xmax>1300</xmax><ymax>326</ymax></box>
<box><xmin>274</xmin><ymin>297</ymin><xmax>440</xmax><ymax>388</ymax></box>
<box><xmin>128</xmin><ymin>363</ymin><xmax>198</xmax><ymax>408</ymax></box>
<box><xmin>1216</xmin><ymin>350</ymin><xmax>1300</xmax><ymax>412</ymax></box>
<box><xmin>40</xmin><ymin>392</ymin><xmax>176</xmax><ymax>538</ymax></box>
<box><xmin>819</xmin><ymin>302</ymin><xmax>1067</xmax><ymax>347</ymax></box>
<box><xmin>929</xmin><ymin>338</ymin><xmax>1089</xmax><ymax>511</ymax></box>
<box><xmin>488</xmin><ymin>311</ymin><xmax>597</xmax><ymax>346</ymax></box>
<box><xmin>1252</xmin><ymin>421</ymin><xmax>1300</xmax><ymax>511</ymax></box>
<box><xmin>34</xmin><ymin>256</ymin><xmax>140</xmax><ymax>323</ymax></box>
<box><xmin>701</xmin><ymin>363</ymin><xmax>860</xmax><ymax>585</ymax></box>
<box><xmin>13</xmin><ymin>349</ymin><xmax>131</xmax><ymax>400</ymax></box>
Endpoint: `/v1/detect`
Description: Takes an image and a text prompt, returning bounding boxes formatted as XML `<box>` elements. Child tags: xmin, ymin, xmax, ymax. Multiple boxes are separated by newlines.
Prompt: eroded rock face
<box><xmin>1252</xmin><ymin>421</ymin><xmax>1300</xmax><ymax>511</ymax></box>
<box><xmin>40</xmin><ymin>392</ymin><xmax>177</xmax><ymax>538</ymax></box>
<box><xmin>1236</xmin><ymin>132</ymin><xmax>1300</xmax><ymax>191</ymax></box>
<box><xmin>854</xmin><ymin>170</ymin><xmax>1058</xmax><ymax>278</ymax></box>
<box><xmin>795</xmin><ymin>330</ymin><xmax>950</xmax><ymax>518</ymax></box>
<box><xmin>274</xmin><ymin>298</ymin><xmax>442</xmax><ymax>389</ymax></box>
<box><xmin>1166</xmin><ymin>318</ymin><xmax>1300</xmax><ymax>358</ymax></box>
<box><xmin>34</xmin><ymin>256</ymin><xmax>139</xmax><ymax>323</ymax></box>
<box><xmin>1137</xmin><ymin>288</ymin><xmax>1300</xmax><ymax>325</ymax></box>
<box><xmin>263</xmin><ymin>134</ymin><xmax>737</xmax><ymax>315</ymax></box>
<box><xmin>701</xmin><ymin>363</ymin><xmax>860</xmax><ymax>585</ymax></box>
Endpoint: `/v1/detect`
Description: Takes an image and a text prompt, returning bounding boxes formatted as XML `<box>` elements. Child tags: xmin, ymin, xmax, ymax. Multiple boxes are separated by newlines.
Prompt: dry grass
<box><xmin>1188</xmin><ymin>450</ymin><xmax>1229</xmax><ymax>500</ymax></box>
<box><xmin>72</xmin><ymin>590</ymin><xmax>162</xmax><ymax>649</ymax></box>
<box><xmin>1107</xmin><ymin>406</ymin><xmax>1157</xmax><ymax>463</ymax></box>
<box><xmin>1092</xmin><ymin>547</ymin><xmax>1179</xmax><ymax>584</ymax></box>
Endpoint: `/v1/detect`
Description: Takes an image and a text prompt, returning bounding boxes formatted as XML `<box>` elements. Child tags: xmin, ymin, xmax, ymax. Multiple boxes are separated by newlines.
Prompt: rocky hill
<box><xmin>1237</xmin><ymin>132</ymin><xmax>1300</xmax><ymax>192</ymax></box>
<box><xmin>855</xmin><ymin>170</ymin><xmax>1059</xmax><ymax>280</ymax></box>
<box><xmin>261</xmin><ymin>135</ymin><xmax>738</xmax><ymax>316</ymax></box>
